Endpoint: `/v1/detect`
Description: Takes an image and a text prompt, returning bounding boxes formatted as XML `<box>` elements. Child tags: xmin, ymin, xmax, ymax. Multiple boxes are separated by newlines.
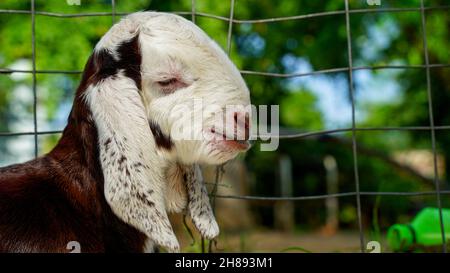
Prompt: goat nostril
<box><xmin>245</xmin><ymin>113</ymin><xmax>250</xmax><ymax>129</ymax></box>
<box><xmin>244</xmin><ymin>126</ymin><xmax>250</xmax><ymax>141</ymax></box>
<box><xmin>234</xmin><ymin>112</ymin><xmax>249</xmax><ymax>126</ymax></box>
<box><xmin>232</xmin><ymin>112</ymin><xmax>250</xmax><ymax>141</ymax></box>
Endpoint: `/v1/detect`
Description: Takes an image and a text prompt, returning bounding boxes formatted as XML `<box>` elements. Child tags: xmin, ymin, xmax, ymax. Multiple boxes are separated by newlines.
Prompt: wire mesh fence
<box><xmin>0</xmin><ymin>0</ymin><xmax>449</xmax><ymax>253</ymax></box>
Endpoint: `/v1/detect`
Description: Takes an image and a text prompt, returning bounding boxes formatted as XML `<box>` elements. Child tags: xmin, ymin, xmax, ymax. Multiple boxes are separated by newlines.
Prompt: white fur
<box><xmin>185</xmin><ymin>164</ymin><xmax>220</xmax><ymax>239</ymax></box>
<box><xmin>84</xmin><ymin>73</ymin><xmax>179</xmax><ymax>252</ymax></box>
<box><xmin>136</xmin><ymin>12</ymin><xmax>251</xmax><ymax>165</ymax></box>
<box><xmin>165</xmin><ymin>162</ymin><xmax>188</xmax><ymax>213</ymax></box>
<box><xmin>165</xmin><ymin>163</ymin><xmax>219</xmax><ymax>238</ymax></box>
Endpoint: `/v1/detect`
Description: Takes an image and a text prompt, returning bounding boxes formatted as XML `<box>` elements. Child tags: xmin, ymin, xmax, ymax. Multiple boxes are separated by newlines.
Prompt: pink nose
<box><xmin>234</xmin><ymin>111</ymin><xmax>250</xmax><ymax>141</ymax></box>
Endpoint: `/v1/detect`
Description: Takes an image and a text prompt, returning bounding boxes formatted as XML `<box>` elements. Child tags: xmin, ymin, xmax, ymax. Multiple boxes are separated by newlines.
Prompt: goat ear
<box><xmin>185</xmin><ymin>164</ymin><xmax>220</xmax><ymax>239</ymax></box>
<box><xmin>83</xmin><ymin>37</ymin><xmax>179</xmax><ymax>252</ymax></box>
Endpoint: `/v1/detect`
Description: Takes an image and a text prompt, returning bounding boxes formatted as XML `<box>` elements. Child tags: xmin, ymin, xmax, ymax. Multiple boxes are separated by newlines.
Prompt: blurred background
<box><xmin>0</xmin><ymin>0</ymin><xmax>449</xmax><ymax>252</ymax></box>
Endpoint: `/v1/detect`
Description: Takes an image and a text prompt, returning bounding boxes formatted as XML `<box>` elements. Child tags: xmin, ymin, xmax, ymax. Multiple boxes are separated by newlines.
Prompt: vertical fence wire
<box><xmin>31</xmin><ymin>0</ymin><xmax>38</xmax><ymax>158</ymax></box>
<box><xmin>226</xmin><ymin>0</ymin><xmax>235</xmax><ymax>55</ymax></box>
<box><xmin>111</xmin><ymin>0</ymin><xmax>116</xmax><ymax>24</ymax></box>
<box><xmin>419</xmin><ymin>0</ymin><xmax>447</xmax><ymax>253</ymax></box>
<box><xmin>191</xmin><ymin>0</ymin><xmax>196</xmax><ymax>24</ymax></box>
<box><xmin>204</xmin><ymin>0</ymin><xmax>236</xmax><ymax>254</ymax></box>
<box><xmin>344</xmin><ymin>0</ymin><xmax>365</xmax><ymax>253</ymax></box>
<box><xmin>189</xmin><ymin>0</ymin><xmax>207</xmax><ymax>253</ymax></box>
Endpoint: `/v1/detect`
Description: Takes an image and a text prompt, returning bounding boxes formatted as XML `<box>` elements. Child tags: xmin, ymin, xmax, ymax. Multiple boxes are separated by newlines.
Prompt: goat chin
<box><xmin>0</xmin><ymin>11</ymin><xmax>250</xmax><ymax>253</ymax></box>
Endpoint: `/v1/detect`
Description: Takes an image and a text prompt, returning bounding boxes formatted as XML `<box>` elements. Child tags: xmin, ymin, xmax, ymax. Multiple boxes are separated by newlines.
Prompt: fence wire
<box><xmin>0</xmin><ymin>0</ymin><xmax>449</xmax><ymax>253</ymax></box>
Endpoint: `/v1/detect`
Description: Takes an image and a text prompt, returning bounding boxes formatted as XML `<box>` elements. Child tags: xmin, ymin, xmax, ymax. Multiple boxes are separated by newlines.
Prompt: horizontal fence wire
<box><xmin>214</xmin><ymin>190</ymin><xmax>450</xmax><ymax>201</ymax></box>
<box><xmin>1</xmin><ymin>63</ymin><xmax>450</xmax><ymax>78</ymax></box>
<box><xmin>4</xmin><ymin>126</ymin><xmax>450</xmax><ymax>137</ymax></box>
<box><xmin>0</xmin><ymin>5</ymin><xmax>449</xmax><ymax>21</ymax></box>
<box><xmin>0</xmin><ymin>1</ymin><xmax>449</xmax><ymax>253</ymax></box>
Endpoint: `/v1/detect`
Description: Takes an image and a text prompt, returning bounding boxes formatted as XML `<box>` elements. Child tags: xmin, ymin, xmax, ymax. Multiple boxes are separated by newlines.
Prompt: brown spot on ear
<box><xmin>149</xmin><ymin>121</ymin><xmax>173</xmax><ymax>150</ymax></box>
<box><xmin>104</xmin><ymin>138</ymin><xmax>112</xmax><ymax>146</ymax></box>
<box><xmin>94</xmin><ymin>49</ymin><xmax>118</xmax><ymax>81</ymax></box>
<box><xmin>135</xmin><ymin>192</ymin><xmax>155</xmax><ymax>208</ymax></box>
<box><xmin>117</xmin><ymin>34</ymin><xmax>142</xmax><ymax>90</ymax></box>
<box><xmin>118</xmin><ymin>155</ymin><xmax>127</xmax><ymax>165</ymax></box>
<box><xmin>84</xmin><ymin>34</ymin><xmax>142</xmax><ymax>90</ymax></box>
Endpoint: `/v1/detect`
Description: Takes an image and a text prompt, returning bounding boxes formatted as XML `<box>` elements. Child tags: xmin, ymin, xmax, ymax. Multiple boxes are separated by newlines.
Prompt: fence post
<box><xmin>322</xmin><ymin>155</ymin><xmax>339</xmax><ymax>235</ymax></box>
<box><xmin>274</xmin><ymin>154</ymin><xmax>295</xmax><ymax>231</ymax></box>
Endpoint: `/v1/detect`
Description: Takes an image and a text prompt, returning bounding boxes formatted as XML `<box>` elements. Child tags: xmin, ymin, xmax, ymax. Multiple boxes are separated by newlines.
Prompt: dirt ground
<box><xmin>177</xmin><ymin>229</ymin><xmax>385</xmax><ymax>253</ymax></box>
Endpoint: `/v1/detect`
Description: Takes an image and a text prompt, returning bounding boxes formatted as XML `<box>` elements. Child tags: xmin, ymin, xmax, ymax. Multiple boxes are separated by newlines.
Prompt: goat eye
<box><xmin>155</xmin><ymin>77</ymin><xmax>188</xmax><ymax>94</ymax></box>
<box><xmin>157</xmin><ymin>78</ymin><xmax>178</xmax><ymax>86</ymax></box>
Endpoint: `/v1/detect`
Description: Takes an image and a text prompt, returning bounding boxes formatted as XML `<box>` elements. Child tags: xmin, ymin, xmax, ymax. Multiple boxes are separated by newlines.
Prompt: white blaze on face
<box><xmin>84</xmin><ymin>11</ymin><xmax>251</xmax><ymax>253</ymax></box>
<box><xmin>132</xmin><ymin>12</ymin><xmax>251</xmax><ymax>165</ymax></box>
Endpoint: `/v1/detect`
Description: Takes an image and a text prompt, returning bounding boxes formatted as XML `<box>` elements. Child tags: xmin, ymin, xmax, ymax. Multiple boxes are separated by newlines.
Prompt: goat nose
<box><xmin>234</xmin><ymin>111</ymin><xmax>250</xmax><ymax>141</ymax></box>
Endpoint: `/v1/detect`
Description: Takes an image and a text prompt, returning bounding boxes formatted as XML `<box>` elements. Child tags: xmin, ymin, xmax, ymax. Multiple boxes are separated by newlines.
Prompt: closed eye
<box><xmin>157</xmin><ymin>78</ymin><xmax>178</xmax><ymax>86</ymax></box>
<box><xmin>156</xmin><ymin>77</ymin><xmax>188</xmax><ymax>93</ymax></box>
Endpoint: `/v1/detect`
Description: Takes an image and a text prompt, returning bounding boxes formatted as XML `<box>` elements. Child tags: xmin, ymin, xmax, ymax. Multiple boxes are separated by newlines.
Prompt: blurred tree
<box><xmin>0</xmin><ymin>0</ymin><xmax>449</xmax><ymax>237</ymax></box>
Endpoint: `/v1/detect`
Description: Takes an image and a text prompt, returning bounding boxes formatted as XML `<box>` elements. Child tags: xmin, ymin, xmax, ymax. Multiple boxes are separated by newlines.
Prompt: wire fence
<box><xmin>0</xmin><ymin>0</ymin><xmax>449</xmax><ymax>253</ymax></box>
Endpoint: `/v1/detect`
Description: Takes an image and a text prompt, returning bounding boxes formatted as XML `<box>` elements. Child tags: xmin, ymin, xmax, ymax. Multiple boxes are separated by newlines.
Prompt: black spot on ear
<box><xmin>149</xmin><ymin>121</ymin><xmax>173</xmax><ymax>150</ymax></box>
<box><xmin>86</xmin><ymin>34</ymin><xmax>142</xmax><ymax>90</ymax></box>
<box><xmin>117</xmin><ymin>35</ymin><xmax>142</xmax><ymax>90</ymax></box>
<box><xmin>95</xmin><ymin>49</ymin><xmax>118</xmax><ymax>80</ymax></box>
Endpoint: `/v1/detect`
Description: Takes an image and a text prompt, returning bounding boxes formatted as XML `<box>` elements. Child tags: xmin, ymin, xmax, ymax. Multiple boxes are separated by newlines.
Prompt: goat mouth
<box><xmin>209</xmin><ymin>128</ymin><xmax>250</xmax><ymax>151</ymax></box>
<box><xmin>221</xmin><ymin>139</ymin><xmax>250</xmax><ymax>150</ymax></box>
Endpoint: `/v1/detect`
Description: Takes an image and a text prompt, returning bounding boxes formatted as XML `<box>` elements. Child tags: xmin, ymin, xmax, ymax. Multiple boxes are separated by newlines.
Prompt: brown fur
<box><xmin>0</xmin><ymin>36</ymin><xmax>149</xmax><ymax>253</ymax></box>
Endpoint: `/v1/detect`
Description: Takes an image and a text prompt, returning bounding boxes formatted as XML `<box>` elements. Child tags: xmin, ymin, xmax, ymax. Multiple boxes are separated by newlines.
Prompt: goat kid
<box><xmin>0</xmin><ymin>12</ymin><xmax>251</xmax><ymax>253</ymax></box>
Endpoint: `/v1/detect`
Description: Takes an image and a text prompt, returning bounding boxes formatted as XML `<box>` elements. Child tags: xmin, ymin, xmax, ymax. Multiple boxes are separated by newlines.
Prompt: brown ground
<box><xmin>176</xmin><ymin>228</ymin><xmax>384</xmax><ymax>253</ymax></box>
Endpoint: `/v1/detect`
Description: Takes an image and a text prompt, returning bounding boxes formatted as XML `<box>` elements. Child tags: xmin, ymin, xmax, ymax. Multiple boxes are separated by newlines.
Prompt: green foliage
<box><xmin>280</xmin><ymin>90</ymin><xmax>323</xmax><ymax>129</ymax></box>
<box><xmin>0</xmin><ymin>0</ymin><xmax>449</xmax><ymax>242</ymax></box>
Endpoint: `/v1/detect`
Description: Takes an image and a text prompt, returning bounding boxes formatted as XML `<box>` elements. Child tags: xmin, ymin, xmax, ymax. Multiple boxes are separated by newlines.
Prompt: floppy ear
<box><xmin>83</xmin><ymin>35</ymin><xmax>179</xmax><ymax>252</ymax></box>
<box><xmin>184</xmin><ymin>164</ymin><xmax>219</xmax><ymax>239</ymax></box>
<box><xmin>164</xmin><ymin>163</ymin><xmax>219</xmax><ymax>238</ymax></box>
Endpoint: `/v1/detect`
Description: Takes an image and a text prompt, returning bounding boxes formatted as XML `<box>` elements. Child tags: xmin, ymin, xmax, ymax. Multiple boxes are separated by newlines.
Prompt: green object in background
<box><xmin>387</xmin><ymin>207</ymin><xmax>450</xmax><ymax>252</ymax></box>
